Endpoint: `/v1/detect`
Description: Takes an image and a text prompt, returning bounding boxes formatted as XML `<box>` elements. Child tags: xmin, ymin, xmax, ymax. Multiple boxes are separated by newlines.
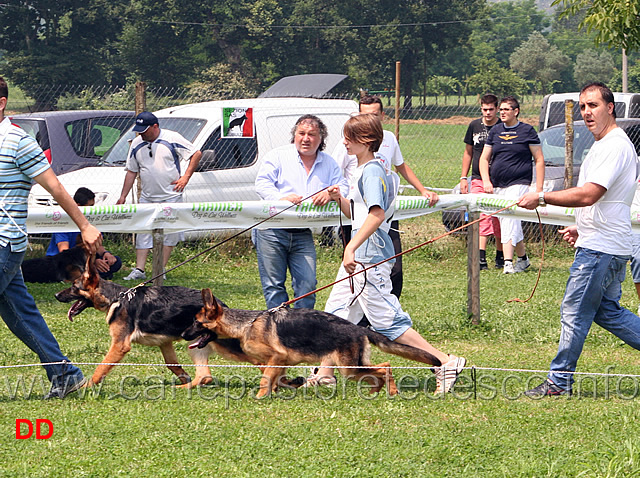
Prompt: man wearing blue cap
<box><xmin>117</xmin><ymin>112</ymin><xmax>202</xmax><ymax>280</ymax></box>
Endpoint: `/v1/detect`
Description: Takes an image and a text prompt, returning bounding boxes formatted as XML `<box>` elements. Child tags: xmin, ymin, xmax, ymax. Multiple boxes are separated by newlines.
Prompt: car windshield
<box><xmin>539</xmin><ymin>125</ymin><xmax>594</xmax><ymax>167</ymax></box>
<box><xmin>101</xmin><ymin>117</ymin><xmax>207</xmax><ymax>166</ymax></box>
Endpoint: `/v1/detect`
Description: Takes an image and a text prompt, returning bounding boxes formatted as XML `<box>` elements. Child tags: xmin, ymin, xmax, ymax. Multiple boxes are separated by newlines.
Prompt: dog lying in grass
<box><xmin>22</xmin><ymin>245</ymin><xmax>87</xmax><ymax>283</ymax></box>
<box><xmin>182</xmin><ymin>288</ymin><xmax>443</xmax><ymax>398</ymax></box>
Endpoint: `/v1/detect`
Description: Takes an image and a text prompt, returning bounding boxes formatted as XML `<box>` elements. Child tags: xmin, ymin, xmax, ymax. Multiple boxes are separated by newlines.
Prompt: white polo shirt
<box><xmin>126</xmin><ymin>129</ymin><xmax>197</xmax><ymax>201</ymax></box>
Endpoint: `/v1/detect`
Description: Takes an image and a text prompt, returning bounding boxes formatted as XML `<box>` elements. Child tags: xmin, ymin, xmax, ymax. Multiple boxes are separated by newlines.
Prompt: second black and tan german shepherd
<box><xmin>55</xmin><ymin>255</ymin><xmax>253</xmax><ymax>388</ymax></box>
<box><xmin>182</xmin><ymin>288</ymin><xmax>443</xmax><ymax>398</ymax></box>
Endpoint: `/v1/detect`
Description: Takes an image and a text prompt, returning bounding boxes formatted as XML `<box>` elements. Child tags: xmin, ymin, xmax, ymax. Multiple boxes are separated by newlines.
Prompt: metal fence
<box><xmin>7</xmin><ymin>84</ymin><xmax>545</xmax><ymax>190</ymax></box>
<box><xmin>11</xmin><ymin>84</ymin><xmax>565</xmax><ymax>256</ymax></box>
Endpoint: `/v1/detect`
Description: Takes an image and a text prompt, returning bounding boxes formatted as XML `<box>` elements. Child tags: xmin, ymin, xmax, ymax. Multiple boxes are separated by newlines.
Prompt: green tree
<box><xmin>424</xmin><ymin>76</ymin><xmax>461</xmax><ymax>105</ymax></box>
<box><xmin>117</xmin><ymin>0</ymin><xmax>206</xmax><ymax>88</ymax></box>
<box><xmin>187</xmin><ymin>63</ymin><xmax>260</xmax><ymax>101</ymax></box>
<box><xmin>573</xmin><ymin>49</ymin><xmax>616</xmax><ymax>87</ymax></box>
<box><xmin>610</xmin><ymin>61</ymin><xmax>640</xmax><ymax>91</ymax></box>
<box><xmin>357</xmin><ymin>0</ymin><xmax>484</xmax><ymax>109</ymax></box>
<box><xmin>509</xmin><ymin>31</ymin><xmax>570</xmax><ymax>95</ymax></box>
<box><xmin>553</xmin><ymin>0</ymin><xmax>640</xmax><ymax>52</ymax></box>
<box><xmin>474</xmin><ymin>0</ymin><xmax>551</xmax><ymax>68</ymax></box>
<box><xmin>0</xmin><ymin>0</ymin><xmax>126</xmax><ymax>109</ymax></box>
<box><xmin>467</xmin><ymin>58</ymin><xmax>528</xmax><ymax>99</ymax></box>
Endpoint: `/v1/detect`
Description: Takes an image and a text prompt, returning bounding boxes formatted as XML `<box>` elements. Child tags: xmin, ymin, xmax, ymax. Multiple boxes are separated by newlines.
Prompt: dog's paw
<box><xmin>254</xmin><ymin>388</ymin><xmax>272</xmax><ymax>399</ymax></box>
<box><xmin>176</xmin><ymin>376</ymin><xmax>213</xmax><ymax>389</ymax></box>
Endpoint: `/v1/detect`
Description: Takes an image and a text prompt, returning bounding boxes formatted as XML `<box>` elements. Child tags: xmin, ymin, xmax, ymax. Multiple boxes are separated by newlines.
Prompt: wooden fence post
<box><xmin>135</xmin><ymin>81</ymin><xmax>146</xmax><ymax>115</ymax></box>
<box><xmin>467</xmin><ymin>212</ymin><xmax>480</xmax><ymax>325</ymax></box>
<box><xmin>395</xmin><ymin>61</ymin><xmax>401</xmax><ymax>141</ymax></box>
<box><xmin>152</xmin><ymin>228</ymin><xmax>164</xmax><ymax>286</ymax></box>
<box><xmin>564</xmin><ymin>99</ymin><xmax>574</xmax><ymax>190</ymax></box>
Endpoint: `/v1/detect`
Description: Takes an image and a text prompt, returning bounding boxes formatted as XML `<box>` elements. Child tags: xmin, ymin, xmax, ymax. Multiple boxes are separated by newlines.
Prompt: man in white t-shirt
<box><xmin>117</xmin><ymin>112</ymin><xmax>202</xmax><ymax>281</ymax></box>
<box><xmin>518</xmin><ymin>82</ymin><xmax>640</xmax><ymax>397</ymax></box>
<box><xmin>330</xmin><ymin>95</ymin><xmax>437</xmax><ymax>298</ymax></box>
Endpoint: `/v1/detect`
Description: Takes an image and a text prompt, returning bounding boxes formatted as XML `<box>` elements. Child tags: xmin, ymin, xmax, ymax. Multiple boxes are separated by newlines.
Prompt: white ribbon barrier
<box><xmin>24</xmin><ymin>193</ymin><xmax>640</xmax><ymax>234</ymax></box>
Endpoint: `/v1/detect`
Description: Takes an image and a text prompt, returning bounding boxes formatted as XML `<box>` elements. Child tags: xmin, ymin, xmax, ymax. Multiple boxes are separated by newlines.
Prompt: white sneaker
<box><xmin>302</xmin><ymin>374</ymin><xmax>337</xmax><ymax>388</ymax></box>
<box><xmin>514</xmin><ymin>257</ymin><xmax>531</xmax><ymax>272</ymax></box>
<box><xmin>503</xmin><ymin>261</ymin><xmax>515</xmax><ymax>274</ymax></box>
<box><xmin>434</xmin><ymin>355</ymin><xmax>466</xmax><ymax>394</ymax></box>
<box><xmin>123</xmin><ymin>268</ymin><xmax>146</xmax><ymax>281</ymax></box>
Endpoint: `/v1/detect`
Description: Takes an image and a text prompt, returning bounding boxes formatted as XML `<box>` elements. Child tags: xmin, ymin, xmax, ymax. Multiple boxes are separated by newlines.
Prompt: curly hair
<box><xmin>290</xmin><ymin>114</ymin><xmax>328</xmax><ymax>151</ymax></box>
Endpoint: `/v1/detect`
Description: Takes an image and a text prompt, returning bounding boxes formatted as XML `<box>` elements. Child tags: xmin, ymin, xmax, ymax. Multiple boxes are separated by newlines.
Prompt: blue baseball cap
<box><xmin>132</xmin><ymin>111</ymin><xmax>158</xmax><ymax>133</ymax></box>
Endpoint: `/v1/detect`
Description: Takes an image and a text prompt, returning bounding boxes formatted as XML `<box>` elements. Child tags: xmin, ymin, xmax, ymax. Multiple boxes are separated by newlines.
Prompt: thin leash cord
<box><xmin>282</xmin><ymin>201</ymin><xmax>545</xmax><ymax>307</ymax></box>
<box><xmin>507</xmin><ymin>208</ymin><xmax>545</xmax><ymax>303</ymax></box>
<box><xmin>121</xmin><ymin>186</ymin><xmax>332</xmax><ymax>298</ymax></box>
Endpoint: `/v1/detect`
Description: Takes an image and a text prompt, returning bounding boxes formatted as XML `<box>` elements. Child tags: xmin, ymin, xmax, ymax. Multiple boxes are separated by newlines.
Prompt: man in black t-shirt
<box><xmin>460</xmin><ymin>94</ymin><xmax>503</xmax><ymax>269</ymax></box>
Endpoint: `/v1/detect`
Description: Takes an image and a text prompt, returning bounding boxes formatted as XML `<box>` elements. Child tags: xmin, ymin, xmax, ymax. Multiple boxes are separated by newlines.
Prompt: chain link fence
<box><xmin>10</xmin><ymin>84</ymin><xmax>568</xmax><ymax>259</ymax></box>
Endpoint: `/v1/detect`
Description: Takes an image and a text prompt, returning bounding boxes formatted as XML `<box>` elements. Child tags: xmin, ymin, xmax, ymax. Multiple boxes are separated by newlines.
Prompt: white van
<box><xmin>538</xmin><ymin>92</ymin><xmax>640</xmax><ymax>131</ymax></box>
<box><xmin>28</xmin><ymin>97</ymin><xmax>358</xmax><ymax>206</ymax></box>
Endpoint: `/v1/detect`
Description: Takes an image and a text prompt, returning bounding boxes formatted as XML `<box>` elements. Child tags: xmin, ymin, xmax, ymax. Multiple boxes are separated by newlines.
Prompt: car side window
<box><xmin>196</xmin><ymin>126</ymin><xmax>258</xmax><ymax>172</ymax></box>
<box><xmin>548</xmin><ymin>102</ymin><xmax>581</xmax><ymax>129</ymax></box>
<box><xmin>12</xmin><ymin>119</ymin><xmax>50</xmax><ymax>150</ymax></box>
<box><xmin>625</xmin><ymin>125</ymin><xmax>640</xmax><ymax>155</ymax></box>
<box><xmin>66</xmin><ymin>117</ymin><xmax>134</xmax><ymax>158</ymax></box>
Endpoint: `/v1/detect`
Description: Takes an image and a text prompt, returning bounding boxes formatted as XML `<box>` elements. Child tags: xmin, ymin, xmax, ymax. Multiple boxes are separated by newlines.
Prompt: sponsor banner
<box><xmin>24</xmin><ymin>194</ymin><xmax>640</xmax><ymax>233</ymax></box>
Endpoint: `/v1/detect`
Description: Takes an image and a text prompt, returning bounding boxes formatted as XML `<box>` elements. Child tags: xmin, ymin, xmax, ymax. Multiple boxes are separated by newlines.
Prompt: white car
<box><xmin>29</xmin><ymin>96</ymin><xmax>358</xmax><ymax>206</ymax></box>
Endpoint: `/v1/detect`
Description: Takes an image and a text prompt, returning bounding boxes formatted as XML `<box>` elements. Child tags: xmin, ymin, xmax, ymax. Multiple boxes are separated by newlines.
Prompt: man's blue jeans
<box><xmin>0</xmin><ymin>245</ymin><xmax>83</xmax><ymax>387</ymax></box>
<box><xmin>255</xmin><ymin>228</ymin><xmax>317</xmax><ymax>309</ymax></box>
<box><xmin>549</xmin><ymin>247</ymin><xmax>640</xmax><ymax>390</ymax></box>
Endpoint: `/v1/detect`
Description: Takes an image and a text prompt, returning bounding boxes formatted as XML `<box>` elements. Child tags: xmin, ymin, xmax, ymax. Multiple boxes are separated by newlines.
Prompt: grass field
<box><xmin>391</xmin><ymin>123</ymin><xmax>468</xmax><ymax>189</ymax></box>
<box><xmin>3</xmin><ymin>214</ymin><xmax>640</xmax><ymax>477</ymax></box>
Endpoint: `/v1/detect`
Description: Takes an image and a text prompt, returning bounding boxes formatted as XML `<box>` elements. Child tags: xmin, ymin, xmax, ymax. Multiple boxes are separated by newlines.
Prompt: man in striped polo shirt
<box><xmin>0</xmin><ymin>77</ymin><xmax>102</xmax><ymax>399</ymax></box>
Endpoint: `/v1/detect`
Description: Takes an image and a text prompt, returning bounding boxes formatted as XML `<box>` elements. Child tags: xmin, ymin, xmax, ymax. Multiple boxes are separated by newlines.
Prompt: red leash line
<box><xmin>282</xmin><ymin>201</ymin><xmax>545</xmax><ymax>308</ymax></box>
<box><xmin>507</xmin><ymin>208</ymin><xmax>545</xmax><ymax>304</ymax></box>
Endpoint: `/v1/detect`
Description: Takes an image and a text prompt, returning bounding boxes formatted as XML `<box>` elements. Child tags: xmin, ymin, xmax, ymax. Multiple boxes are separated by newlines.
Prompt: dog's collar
<box><xmin>119</xmin><ymin>285</ymin><xmax>142</xmax><ymax>302</ymax></box>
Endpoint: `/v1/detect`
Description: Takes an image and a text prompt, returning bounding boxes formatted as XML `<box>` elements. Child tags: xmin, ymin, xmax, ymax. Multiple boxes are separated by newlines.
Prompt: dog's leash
<box><xmin>506</xmin><ymin>208</ymin><xmax>545</xmax><ymax>303</ymax></box>
<box><xmin>277</xmin><ymin>201</ymin><xmax>546</xmax><ymax>308</ymax></box>
<box><xmin>118</xmin><ymin>186</ymin><xmax>334</xmax><ymax>299</ymax></box>
<box><xmin>335</xmin><ymin>195</ymin><xmax>367</xmax><ymax>305</ymax></box>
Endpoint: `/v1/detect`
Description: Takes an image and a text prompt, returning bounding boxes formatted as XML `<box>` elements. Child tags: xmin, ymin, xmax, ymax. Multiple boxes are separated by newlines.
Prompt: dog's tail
<box><xmin>365</xmin><ymin>329</ymin><xmax>441</xmax><ymax>366</ymax></box>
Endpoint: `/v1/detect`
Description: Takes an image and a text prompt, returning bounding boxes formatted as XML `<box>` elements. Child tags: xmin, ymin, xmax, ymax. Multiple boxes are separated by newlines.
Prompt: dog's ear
<box><xmin>84</xmin><ymin>246</ymin><xmax>95</xmax><ymax>271</ymax></box>
<box><xmin>201</xmin><ymin>288</ymin><xmax>223</xmax><ymax>318</ymax></box>
<box><xmin>201</xmin><ymin>288</ymin><xmax>214</xmax><ymax>309</ymax></box>
<box><xmin>81</xmin><ymin>246</ymin><xmax>100</xmax><ymax>287</ymax></box>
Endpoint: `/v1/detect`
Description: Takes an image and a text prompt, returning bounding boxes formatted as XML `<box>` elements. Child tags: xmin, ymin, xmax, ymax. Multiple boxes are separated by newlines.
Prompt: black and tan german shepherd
<box><xmin>55</xmin><ymin>255</ymin><xmax>252</xmax><ymax>388</ymax></box>
<box><xmin>22</xmin><ymin>245</ymin><xmax>87</xmax><ymax>283</ymax></box>
<box><xmin>182</xmin><ymin>288</ymin><xmax>443</xmax><ymax>398</ymax></box>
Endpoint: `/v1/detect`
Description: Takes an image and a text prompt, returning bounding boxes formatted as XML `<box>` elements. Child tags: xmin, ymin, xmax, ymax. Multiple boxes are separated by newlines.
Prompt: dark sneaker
<box><xmin>479</xmin><ymin>259</ymin><xmax>488</xmax><ymax>270</ymax></box>
<box><xmin>524</xmin><ymin>379</ymin><xmax>571</xmax><ymax>398</ymax></box>
<box><xmin>495</xmin><ymin>258</ymin><xmax>504</xmax><ymax>269</ymax></box>
<box><xmin>515</xmin><ymin>257</ymin><xmax>531</xmax><ymax>272</ymax></box>
<box><xmin>44</xmin><ymin>376</ymin><xmax>87</xmax><ymax>400</ymax></box>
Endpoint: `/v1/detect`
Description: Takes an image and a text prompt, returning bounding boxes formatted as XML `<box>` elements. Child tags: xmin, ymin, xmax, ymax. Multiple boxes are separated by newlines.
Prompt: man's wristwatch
<box><xmin>538</xmin><ymin>192</ymin><xmax>546</xmax><ymax>207</ymax></box>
